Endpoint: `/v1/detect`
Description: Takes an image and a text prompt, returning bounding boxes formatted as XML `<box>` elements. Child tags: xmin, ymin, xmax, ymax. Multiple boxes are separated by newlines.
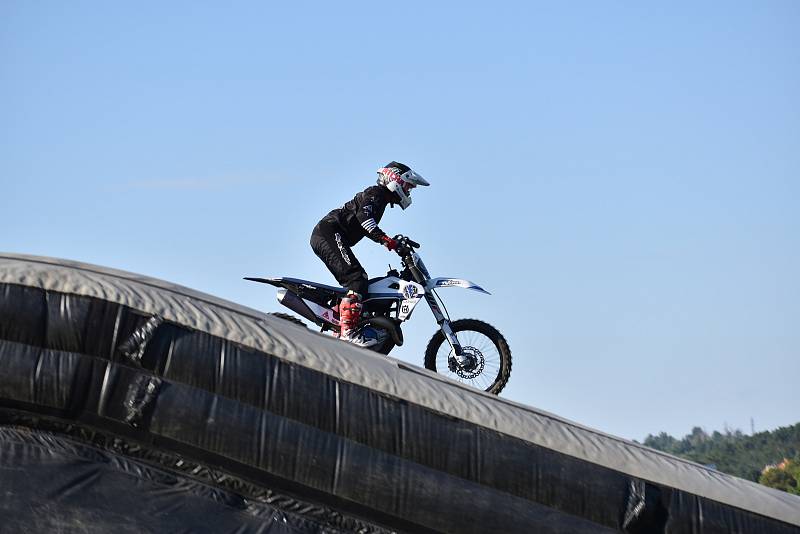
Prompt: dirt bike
<box><xmin>245</xmin><ymin>236</ymin><xmax>511</xmax><ymax>394</ymax></box>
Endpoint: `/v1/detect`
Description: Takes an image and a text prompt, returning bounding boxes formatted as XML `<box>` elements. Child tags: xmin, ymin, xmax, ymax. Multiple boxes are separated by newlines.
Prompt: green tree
<box><xmin>759</xmin><ymin>457</ymin><xmax>800</xmax><ymax>495</ymax></box>
<box><xmin>643</xmin><ymin>432</ymin><xmax>679</xmax><ymax>453</ymax></box>
<box><xmin>642</xmin><ymin>422</ymin><xmax>800</xmax><ymax>485</ymax></box>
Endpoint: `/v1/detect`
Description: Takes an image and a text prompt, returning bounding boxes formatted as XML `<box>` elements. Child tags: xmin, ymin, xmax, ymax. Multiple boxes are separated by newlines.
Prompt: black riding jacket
<box><xmin>320</xmin><ymin>185</ymin><xmax>394</xmax><ymax>247</ymax></box>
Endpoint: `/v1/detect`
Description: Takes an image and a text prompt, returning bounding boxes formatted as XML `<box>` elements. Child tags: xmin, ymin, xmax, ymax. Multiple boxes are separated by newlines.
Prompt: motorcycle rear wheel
<box><xmin>424</xmin><ymin>319</ymin><xmax>512</xmax><ymax>395</ymax></box>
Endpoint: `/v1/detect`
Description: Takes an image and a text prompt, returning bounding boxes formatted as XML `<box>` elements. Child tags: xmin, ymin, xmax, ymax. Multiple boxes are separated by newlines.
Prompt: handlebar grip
<box><xmin>392</xmin><ymin>234</ymin><xmax>420</xmax><ymax>253</ymax></box>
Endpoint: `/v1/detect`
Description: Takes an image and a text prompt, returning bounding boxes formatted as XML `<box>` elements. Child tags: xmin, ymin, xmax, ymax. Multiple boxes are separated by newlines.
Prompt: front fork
<box><xmin>412</xmin><ymin>260</ymin><xmax>468</xmax><ymax>367</ymax></box>
<box><xmin>425</xmin><ymin>294</ymin><xmax>464</xmax><ymax>358</ymax></box>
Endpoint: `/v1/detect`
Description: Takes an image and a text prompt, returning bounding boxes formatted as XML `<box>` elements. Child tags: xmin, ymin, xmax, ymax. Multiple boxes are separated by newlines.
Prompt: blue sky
<box><xmin>2</xmin><ymin>1</ymin><xmax>798</xmax><ymax>441</ymax></box>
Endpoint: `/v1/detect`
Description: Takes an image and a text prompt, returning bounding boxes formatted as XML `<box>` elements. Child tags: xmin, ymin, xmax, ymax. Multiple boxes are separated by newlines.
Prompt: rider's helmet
<box><xmin>376</xmin><ymin>161</ymin><xmax>430</xmax><ymax>209</ymax></box>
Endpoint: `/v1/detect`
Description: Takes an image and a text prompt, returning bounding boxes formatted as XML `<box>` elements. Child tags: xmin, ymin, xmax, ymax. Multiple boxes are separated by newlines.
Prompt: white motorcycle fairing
<box><xmin>277</xmin><ymin>288</ymin><xmax>340</xmax><ymax>325</ymax></box>
<box><xmin>425</xmin><ymin>278</ymin><xmax>490</xmax><ymax>295</ymax></box>
<box><xmin>365</xmin><ymin>277</ymin><xmax>426</xmax><ymax>321</ymax></box>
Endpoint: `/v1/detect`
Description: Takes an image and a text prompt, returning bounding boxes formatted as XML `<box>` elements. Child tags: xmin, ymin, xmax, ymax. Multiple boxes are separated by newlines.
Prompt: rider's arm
<box><xmin>356</xmin><ymin>195</ymin><xmax>389</xmax><ymax>244</ymax></box>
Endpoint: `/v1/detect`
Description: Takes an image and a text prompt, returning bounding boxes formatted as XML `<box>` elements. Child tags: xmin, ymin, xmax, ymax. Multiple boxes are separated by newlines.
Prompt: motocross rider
<box><xmin>310</xmin><ymin>161</ymin><xmax>429</xmax><ymax>347</ymax></box>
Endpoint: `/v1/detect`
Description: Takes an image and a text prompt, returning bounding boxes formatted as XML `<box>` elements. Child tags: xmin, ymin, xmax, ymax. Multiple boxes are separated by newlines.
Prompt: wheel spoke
<box><xmin>426</xmin><ymin>323</ymin><xmax>509</xmax><ymax>394</ymax></box>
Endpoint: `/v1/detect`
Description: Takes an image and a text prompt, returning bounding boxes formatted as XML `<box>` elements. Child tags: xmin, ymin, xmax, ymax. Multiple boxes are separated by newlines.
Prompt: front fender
<box><xmin>425</xmin><ymin>278</ymin><xmax>491</xmax><ymax>295</ymax></box>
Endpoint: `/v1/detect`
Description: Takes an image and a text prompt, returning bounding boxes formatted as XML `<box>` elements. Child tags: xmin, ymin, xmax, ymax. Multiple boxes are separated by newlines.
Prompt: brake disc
<box><xmin>448</xmin><ymin>346</ymin><xmax>485</xmax><ymax>379</ymax></box>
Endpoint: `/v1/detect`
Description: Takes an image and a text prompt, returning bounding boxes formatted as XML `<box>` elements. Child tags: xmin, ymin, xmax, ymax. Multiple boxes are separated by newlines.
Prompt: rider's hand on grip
<box><xmin>381</xmin><ymin>235</ymin><xmax>398</xmax><ymax>251</ymax></box>
<box><xmin>392</xmin><ymin>234</ymin><xmax>419</xmax><ymax>255</ymax></box>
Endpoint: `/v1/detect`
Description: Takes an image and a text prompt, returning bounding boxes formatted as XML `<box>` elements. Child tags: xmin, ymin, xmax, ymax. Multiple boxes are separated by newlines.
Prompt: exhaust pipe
<box><xmin>276</xmin><ymin>289</ymin><xmax>321</xmax><ymax>325</ymax></box>
<box><xmin>365</xmin><ymin>315</ymin><xmax>403</xmax><ymax>346</ymax></box>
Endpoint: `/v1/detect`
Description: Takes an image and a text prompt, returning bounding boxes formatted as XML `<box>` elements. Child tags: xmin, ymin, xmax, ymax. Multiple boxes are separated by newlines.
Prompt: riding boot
<box><xmin>339</xmin><ymin>291</ymin><xmax>378</xmax><ymax>348</ymax></box>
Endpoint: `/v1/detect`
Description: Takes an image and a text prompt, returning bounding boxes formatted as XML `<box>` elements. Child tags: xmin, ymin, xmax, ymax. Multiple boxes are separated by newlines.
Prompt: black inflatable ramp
<box><xmin>1</xmin><ymin>253</ymin><xmax>799</xmax><ymax>533</ymax></box>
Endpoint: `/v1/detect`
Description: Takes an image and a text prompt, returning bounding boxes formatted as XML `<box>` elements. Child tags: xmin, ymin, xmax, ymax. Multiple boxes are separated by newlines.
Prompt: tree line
<box><xmin>641</xmin><ymin>422</ymin><xmax>800</xmax><ymax>494</ymax></box>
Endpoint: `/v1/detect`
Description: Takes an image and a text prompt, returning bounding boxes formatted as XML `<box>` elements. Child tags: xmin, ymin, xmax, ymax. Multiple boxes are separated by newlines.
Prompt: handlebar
<box><xmin>393</xmin><ymin>235</ymin><xmax>420</xmax><ymax>255</ymax></box>
<box><xmin>392</xmin><ymin>235</ymin><xmax>429</xmax><ymax>282</ymax></box>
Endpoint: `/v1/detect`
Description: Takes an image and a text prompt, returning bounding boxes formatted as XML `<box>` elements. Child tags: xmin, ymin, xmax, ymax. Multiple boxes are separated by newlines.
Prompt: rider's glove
<box><xmin>381</xmin><ymin>235</ymin><xmax>398</xmax><ymax>251</ymax></box>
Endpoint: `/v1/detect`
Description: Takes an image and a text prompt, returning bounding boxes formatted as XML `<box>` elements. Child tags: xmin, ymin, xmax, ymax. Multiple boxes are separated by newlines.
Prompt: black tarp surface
<box><xmin>1</xmin><ymin>253</ymin><xmax>799</xmax><ymax>533</ymax></box>
<box><xmin>0</xmin><ymin>427</ymin><xmax>343</xmax><ymax>534</ymax></box>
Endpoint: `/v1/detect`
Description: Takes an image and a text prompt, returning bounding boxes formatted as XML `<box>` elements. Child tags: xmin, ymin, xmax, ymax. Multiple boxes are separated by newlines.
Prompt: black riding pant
<box><xmin>310</xmin><ymin>220</ymin><xmax>369</xmax><ymax>296</ymax></box>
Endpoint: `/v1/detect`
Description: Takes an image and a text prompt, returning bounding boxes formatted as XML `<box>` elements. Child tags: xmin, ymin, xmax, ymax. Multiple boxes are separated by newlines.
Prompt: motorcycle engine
<box><xmin>359</xmin><ymin>325</ymin><xmax>388</xmax><ymax>346</ymax></box>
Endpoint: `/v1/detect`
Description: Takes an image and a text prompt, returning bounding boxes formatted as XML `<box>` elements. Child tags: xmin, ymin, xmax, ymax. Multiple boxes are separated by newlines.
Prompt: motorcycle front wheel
<box><xmin>424</xmin><ymin>319</ymin><xmax>512</xmax><ymax>395</ymax></box>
